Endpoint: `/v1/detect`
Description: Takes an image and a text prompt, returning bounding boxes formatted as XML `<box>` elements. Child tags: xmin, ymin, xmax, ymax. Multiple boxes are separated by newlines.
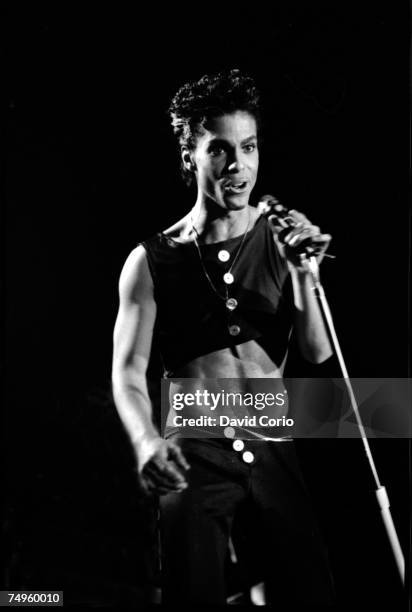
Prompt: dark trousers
<box><xmin>160</xmin><ymin>437</ymin><xmax>335</xmax><ymax>605</ymax></box>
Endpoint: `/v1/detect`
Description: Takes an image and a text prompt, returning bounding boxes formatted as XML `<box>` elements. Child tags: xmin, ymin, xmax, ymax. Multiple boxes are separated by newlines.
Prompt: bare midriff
<box><xmin>166</xmin><ymin>339</ymin><xmax>289</xmax><ymax>427</ymax></box>
<box><xmin>173</xmin><ymin>338</ymin><xmax>284</xmax><ymax>379</ymax></box>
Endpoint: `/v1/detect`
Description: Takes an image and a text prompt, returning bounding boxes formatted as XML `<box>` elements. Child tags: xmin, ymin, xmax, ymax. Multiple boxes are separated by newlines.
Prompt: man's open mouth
<box><xmin>223</xmin><ymin>181</ymin><xmax>248</xmax><ymax>193</ymax></box>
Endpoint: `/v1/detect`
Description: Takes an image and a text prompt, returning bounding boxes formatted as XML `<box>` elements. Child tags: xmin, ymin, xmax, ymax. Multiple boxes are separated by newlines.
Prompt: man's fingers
<box><xmin>141</xmin><ymin>474</ymin><xmax>187</xmax><ymax>496</ymax></box>
<box><xmin>138</xmin><ymin>474</ymin><xmax>152</xmax><ymax>496</ymax></box>
<box><xmin>142</xmin><ymin>468</ymin><xmax>187</xmax><ymax>490</ymax></box>
<box><xmin>157</xmin><ymin>460</ymin><xmax>187</xmax><ymax>484</ymax></box>
<box><xmin>144</xmin><ymin>459</ymin><xmax>187</xmax><ymax>486</ymax></box>
<box><xmin>143</xmin><ymin>465</ymin><xmax>177</xmax><ymax>487</ymax></box>
<box><xmin>151</xmin><ymin>483</ymin><xmax>187</xmax><ymax>495</ymax></box>
<box><xmin>312</xmin><ymin>234</ymin><xmax>332</xmax><ymax>244</ymax></box>
<box><xmin>284</xmin><ymin>227</ymin><xmax>316</xmax><ymax>246</ymax></box>
<box><xmin>168</xmin><ymin>444</ymin><xmax>190</xmax><ymax>471</ymax></box>
<box><xmin>157</xmin><ymin>485</ymin><xmax>186</xmax><ymax>495</ymax></box>
<box><xmin>285</xmin><ymin>229</ymin><xmax>310</xmax><ymax>246</ymax></box>
<box><xmin>288</xmin><ymin>209</ymin><xmax>308</xmax><ymax>224</ymax></box>
<box><xmin>309</xmin><ymin>235</ymin><xmax>332</xmax><ymax>254</ymax></box>
<box><xmin>267</xmin><ymin>214</ymin><xmax>285</xmax><ymax>229</ymax></box>
<box><xmin>284</xmin><ymin>228</ymin><xmax>331</xmax><ymax>248</ymax></box>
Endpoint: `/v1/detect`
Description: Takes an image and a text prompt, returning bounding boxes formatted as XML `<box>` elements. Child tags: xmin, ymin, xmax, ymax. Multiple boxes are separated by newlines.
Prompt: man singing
<box><xmin>112</xmin><ymin>69</ymin><xmax>335</xmax><ymax>605</ymax></box>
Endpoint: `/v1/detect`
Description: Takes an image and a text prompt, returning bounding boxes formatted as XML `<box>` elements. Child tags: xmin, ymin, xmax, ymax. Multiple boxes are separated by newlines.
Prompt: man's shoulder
<box><xmin>161</xmin><ymin>214</ymin><xmax>193</xmax><ymax>244</ymax></box>
<box><xmin>120</xmin><ymin>245</ymin><xmax>150</xmax><ymax>283</ymax></box>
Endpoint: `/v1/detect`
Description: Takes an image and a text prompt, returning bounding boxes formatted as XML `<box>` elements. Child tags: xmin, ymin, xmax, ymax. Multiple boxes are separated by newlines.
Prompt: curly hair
<box><xmin>168</xmin><ymin>68</ymin><xmax>261</xmax><ymax>184</ymax></box>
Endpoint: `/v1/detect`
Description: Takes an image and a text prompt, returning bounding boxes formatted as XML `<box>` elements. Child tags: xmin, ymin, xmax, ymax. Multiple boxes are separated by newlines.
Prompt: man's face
<box><xmin>189</xmin><ymin>111</ymin><xmax>259</xmax><ymax>211</ymax></box>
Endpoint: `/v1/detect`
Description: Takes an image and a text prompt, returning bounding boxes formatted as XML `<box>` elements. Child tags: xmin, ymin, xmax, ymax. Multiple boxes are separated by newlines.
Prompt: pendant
<box><xmin>226</xmin><ymin>298</ymin><xmax>238</xmax><ymax>311</ymax></box>
<box><xmin>223</xmin><ymin>272</ymin><xmax>234</xmax><ymax>284</ymax></box>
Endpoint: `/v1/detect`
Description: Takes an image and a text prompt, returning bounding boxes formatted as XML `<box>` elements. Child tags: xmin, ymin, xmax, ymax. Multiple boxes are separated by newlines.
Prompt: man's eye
<box><xmin>209</xmin><ymin>147</ymin><xmax>225</xmax><ymax>157</ymax></box>
<box><xmin>243</xmin><ymin>143</ymin><xmax>257</xmax><ymax>153</ymax></box>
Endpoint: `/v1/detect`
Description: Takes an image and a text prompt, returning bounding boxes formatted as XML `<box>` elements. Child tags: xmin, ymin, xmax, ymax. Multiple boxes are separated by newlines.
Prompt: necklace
<box><xmin>191</xmin><ymin>210</ymin><xmax>251</xmax><ymax>332</ymax></box>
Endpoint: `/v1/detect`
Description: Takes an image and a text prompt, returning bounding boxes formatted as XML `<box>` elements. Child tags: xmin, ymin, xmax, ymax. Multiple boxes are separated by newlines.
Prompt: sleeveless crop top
<box><xmin>141</xmin><ymin>215</ymin><xmax>293</xmax><ymax>376</ymax></box>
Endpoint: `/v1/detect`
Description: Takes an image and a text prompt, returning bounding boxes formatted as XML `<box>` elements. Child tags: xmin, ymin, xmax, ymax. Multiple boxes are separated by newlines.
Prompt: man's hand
<box><xmin>135</xmin><ymin>436</ymin><xmax>190</xmax><ymax>496</ymax></box>
<box><xmin>268</xmin><ymin>209</ymin><xmax>332</xmax><ymax>270</ymax></box>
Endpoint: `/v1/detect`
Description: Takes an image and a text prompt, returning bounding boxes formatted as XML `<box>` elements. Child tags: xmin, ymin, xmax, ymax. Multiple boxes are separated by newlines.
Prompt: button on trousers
<box><xmin>159</xmin><ymin>437</ymin><xmax>335</xmax><ymax>605</ymax></box>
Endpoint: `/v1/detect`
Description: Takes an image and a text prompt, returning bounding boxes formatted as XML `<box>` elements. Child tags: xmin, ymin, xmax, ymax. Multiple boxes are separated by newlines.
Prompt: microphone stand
<box><xmin>304</xmin><ymin>255</ymin><xmax>405</xmax><ymax>585</ymax></box>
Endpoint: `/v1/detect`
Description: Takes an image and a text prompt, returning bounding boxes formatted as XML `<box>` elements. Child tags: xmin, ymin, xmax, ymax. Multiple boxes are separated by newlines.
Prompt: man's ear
<box><xmin>181</xmin><ymin>147</ymin><xmax>196</xmax><ymax>172</ymax></box>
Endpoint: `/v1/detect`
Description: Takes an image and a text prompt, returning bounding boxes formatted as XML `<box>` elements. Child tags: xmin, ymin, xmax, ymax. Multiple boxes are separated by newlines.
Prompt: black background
<box><xmin>3</xmin><ymin>3</ymin><xmax>410</xmax><ymax>609</ymax></box>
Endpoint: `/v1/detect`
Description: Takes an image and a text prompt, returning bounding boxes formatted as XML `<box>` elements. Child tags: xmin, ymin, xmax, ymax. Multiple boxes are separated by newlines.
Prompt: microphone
<box><xmin>257</xmin><ymin>195</ymin><xmax>317</xmax><ymax>257</ymax></box>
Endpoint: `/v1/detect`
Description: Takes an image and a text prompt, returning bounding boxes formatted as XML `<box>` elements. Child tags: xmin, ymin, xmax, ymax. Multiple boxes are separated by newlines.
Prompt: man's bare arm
<box><xmin>289</xmin><ymin>268</ymin><xmax>332</xmax><ymax>364</ymax></box>
<box><xmin>112</xmin><ymin>245</ymin><xmax>189</xmax><ymax>494</ymax></box>
<box><xmin>268</xmin><ymin>209</ymin><xmax>333</xmax><ymax>364</ymax></box>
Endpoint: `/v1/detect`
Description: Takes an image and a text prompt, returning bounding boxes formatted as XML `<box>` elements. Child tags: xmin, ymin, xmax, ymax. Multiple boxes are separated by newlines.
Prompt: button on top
<box><xmin>218</xmin><ymin>249</ymin><xmax>230</xmax><ymax>262</ymax></box>
<box><xmin>224</xmin><ymin>426</ymin><xmax>236</xmax><ymax>439</ymax></box>
<box><xmin>233</xmin><ymin>439</ymin><xmax>244</xmax><ymax>452</ymax></box>
<box><xmin>242</xmin><ymin>451</ymin><xmax>254</xmax><ymax>464</ymax></box>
